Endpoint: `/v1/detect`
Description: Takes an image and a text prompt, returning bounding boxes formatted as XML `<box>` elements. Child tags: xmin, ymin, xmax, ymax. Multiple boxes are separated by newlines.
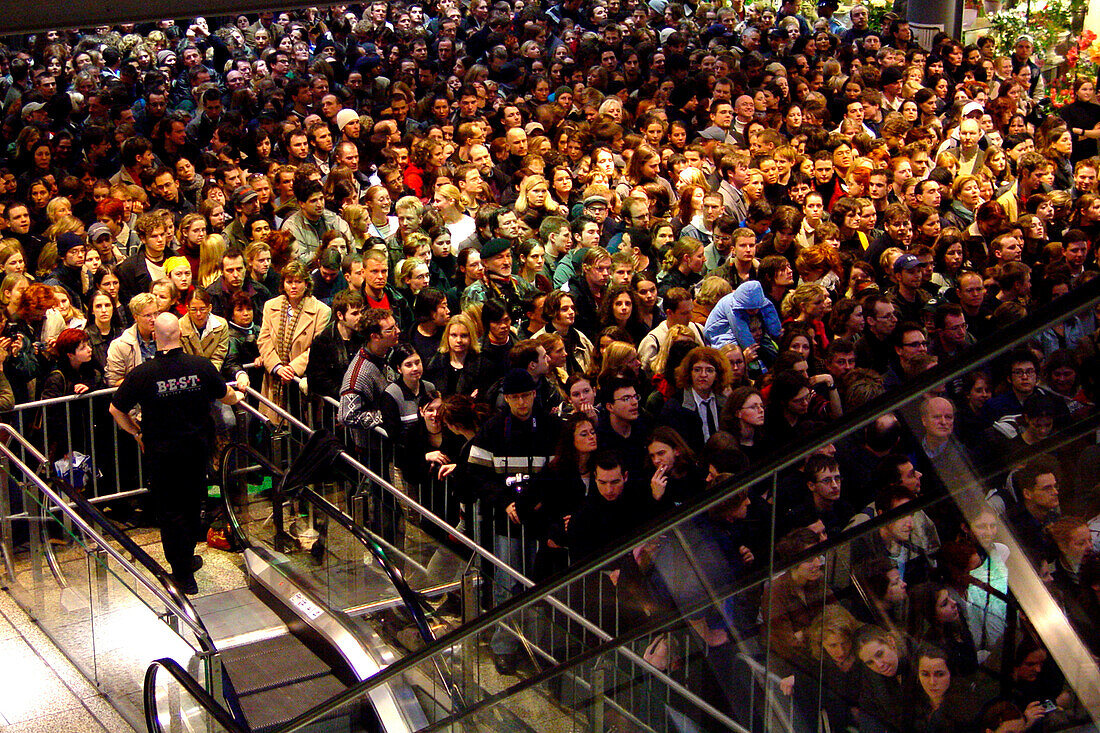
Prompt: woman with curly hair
<box><xmin>656</xmin><ymin>345</ymin><xmax>732</xmax><ymax>450</ymax></box>
<box><xmin>794</xmin><ymin>245</ymin><xmax>842</xmax><ymax>295</ymax></box>
<box><xmin>404</xmin><ymin>138</ymin><xmax>446</xmax><ymax>201</ymax></box>
<box><xmin>597</xmin><ymin>283</ymin><xmax>641</xmax><ymax>341</ymax></box>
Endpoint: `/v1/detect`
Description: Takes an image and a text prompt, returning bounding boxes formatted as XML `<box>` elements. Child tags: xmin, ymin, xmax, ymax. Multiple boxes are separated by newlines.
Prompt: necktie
<box><xmin>702</xmin><ymin>397</ymin><xmax>717</xmax><ymax>440</ymax></box>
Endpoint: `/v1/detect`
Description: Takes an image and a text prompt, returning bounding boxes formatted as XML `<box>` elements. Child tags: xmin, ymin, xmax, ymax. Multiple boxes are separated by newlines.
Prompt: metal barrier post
<box><xmin>460</xmin><ymin>567</ymin><xmax>480</xmax><ymax>701</ymax></box>
<box><xmin>0</xmin><ymin>455</ymin><xmax>14</xmax><ymax>582</ymax></box>
<box><xmin>461</xmin><ymin>566</ymin><xmax>480</xmax><ymax>625</ymax></box>
<box><xmin>25</xmin><ymin>478</ymin><xmax>44</xmax><ymax>610</ymax></box>
<box><xmin>591</xmin><ymin>663</ymin><xmax>606</xmax><ymax>733</ymax></box>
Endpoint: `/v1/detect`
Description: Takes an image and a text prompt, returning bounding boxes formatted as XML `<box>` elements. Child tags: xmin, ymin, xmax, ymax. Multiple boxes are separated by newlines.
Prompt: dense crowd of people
<box><xmin>0</xmin><ymin>2</ymin><xmax>1099</xmax><ymax>730</ymax></box>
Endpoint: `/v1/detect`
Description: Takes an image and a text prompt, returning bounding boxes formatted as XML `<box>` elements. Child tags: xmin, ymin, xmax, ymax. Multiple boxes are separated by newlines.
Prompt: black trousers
<box><xmin>146</xmin><ymin>441</ymin><xmax>209</xmax><ymax>578</ymax></box>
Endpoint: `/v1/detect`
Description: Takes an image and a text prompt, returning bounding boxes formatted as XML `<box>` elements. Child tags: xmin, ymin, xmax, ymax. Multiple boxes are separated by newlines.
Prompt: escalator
<box><xmin>12</xmin><ymin>277</ymin><xmax>1100</xmax><ymax>732</ymax></box>
<box><xmin>145</xmin><ymin>439</ymin><xmax>461</xmax><ymax>733</ymax></box>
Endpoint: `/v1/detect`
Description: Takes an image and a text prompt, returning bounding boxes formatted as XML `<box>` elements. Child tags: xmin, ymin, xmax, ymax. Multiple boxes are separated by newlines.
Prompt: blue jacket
<box><xmin>703</xmin><ymin>281</ymin><xmax>782</xmax><ymax>348</ymax></box>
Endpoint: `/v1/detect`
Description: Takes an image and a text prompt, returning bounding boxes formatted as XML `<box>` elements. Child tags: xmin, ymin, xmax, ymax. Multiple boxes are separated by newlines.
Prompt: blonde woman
<box><xmin>651</xmin><ymin>323</ymin><xmax>704</xmax><ymax>379</ymax></box>
<box><xmin>431</xmin><ymin>184</ymin><xmax>476</xmax><ymax>248</ymax></box>
<box><xmin>45</xmin><ymin>196</ymin><xmax>73</xmax><ymax>225</ymax></box>
<box><xmin>0</xmin><ymin>241</ymin><xmax>26</xmax><ymax>279</ymax></box>
<box><xmin>49</xmin><ymin>285</ymin><xmax>86</xmax><ymax>329</ymax></box>
<box><xmin>341</xmin><ymin>203</ymin><xmax>371</xmax><ymax>252</ymax></box>
<box><xmin>692</xmin><ymin>276</ymin><xmax>732</xmax><ymax>325</ymax></box>
<box><xmin>198</xmin><ymin>234</ymin><xmax>227</xmax><ymax>288</ymax></box>
<box><xmin>176</xmin><ymin>212</ymin><xmax>208</xmax><ymax>264</ymax></box>
<box><xmin>513</xmin><ymin>175</ymin><xmax>564</xmax><ymax>219</ymax></box>
<box><xmin>422</xmin><ymin>312</ymin><xmax>491</xmax><ymax>397</ymax></box>
<box><xmin>781</xmin><ymin>282</ymin><xmax>831</xmax><ymax>350</ymax></box>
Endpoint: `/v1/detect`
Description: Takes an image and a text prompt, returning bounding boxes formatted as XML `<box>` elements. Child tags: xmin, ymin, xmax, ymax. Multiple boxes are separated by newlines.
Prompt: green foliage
<box><xmin>987</xmin><ymin>0</ymin><xmax>1073</xmax><ymax>57</ymax></box>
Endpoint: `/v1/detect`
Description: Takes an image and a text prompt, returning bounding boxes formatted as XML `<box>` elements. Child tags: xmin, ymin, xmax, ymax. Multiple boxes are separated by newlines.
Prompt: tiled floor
<box><xmin>0</xmin><ymin>590</ymin><xmax>137</xmax><ymax>733</ymax></box>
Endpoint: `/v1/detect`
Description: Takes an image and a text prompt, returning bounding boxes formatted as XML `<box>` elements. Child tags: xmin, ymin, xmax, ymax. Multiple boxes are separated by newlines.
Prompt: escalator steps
<box><xmin>237</xmin><ymin>673</ymin><xmax>353</xmax><ymax>733</ymax></box>
<box><xmin>219</xmin><ymin>635</ymin><xmax>331</xmax><ymax>694</ymax></box>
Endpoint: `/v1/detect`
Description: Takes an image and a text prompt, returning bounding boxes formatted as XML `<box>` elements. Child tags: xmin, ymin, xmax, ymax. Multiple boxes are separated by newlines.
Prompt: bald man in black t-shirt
<box><xmin>110</xmin><ymin>313</ymin><xmax>242</xmax><ymax>594</ymax></box>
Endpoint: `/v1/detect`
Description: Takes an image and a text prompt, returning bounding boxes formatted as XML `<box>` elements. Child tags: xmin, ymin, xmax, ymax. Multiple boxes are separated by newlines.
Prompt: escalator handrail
<box><xmin>144</xmin><ymin>658</ymin><xmax>249</xmax><ymax>733</ymax></box>
<box><xmin>251</xmin><ymin>265</ymin><xmax>1100</xmax><ymax>733</ymax></box>
<box><xmin>46</xmin><ymin>474</ymin><xmax>217</xmax><ymax>653</ymax></box>
<box><xmin>220</xmin><ymin>441</ymin><xmax>436</xmax><ymax>646</ymax></box>
<box><xmin>0</xmin><ymin>438</ymin><xmax>216</xmax><ymax>650</ymax></box>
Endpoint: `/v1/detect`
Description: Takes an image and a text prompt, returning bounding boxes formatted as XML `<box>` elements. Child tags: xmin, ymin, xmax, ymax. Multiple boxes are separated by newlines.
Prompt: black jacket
<box><xmin>117</xmin><ymin>247</ymin><xmax>166</xmax><ymax>305</ymax></box>
<box><xmin>306</xmin><ymin>320</ymin><xmax>364</xmax><ymax>400</ymax></box>
<box><xmin>423</xmin><ymin>351</ymin><xmax>493</xmax><ymax>397</ymax></box>
<box><xmin>467</xmin><ymin>409</ymin><xmax>562</xmax><ymax>534</ymax></box>
<box><xmin>206</xmin><ymin>277</ymin><xmax>272</xmax><ymax>325</ymax></box>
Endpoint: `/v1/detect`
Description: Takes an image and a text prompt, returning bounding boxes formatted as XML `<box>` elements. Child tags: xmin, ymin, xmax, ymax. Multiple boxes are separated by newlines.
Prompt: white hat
<box><xmin>335</xmin><ymin>108</ymin><xmax>360</xmax><ymax>131</ymax></box>
<box><xmin>21</xmin><ymin>101</ymin><xmax>45</xmax><ymax>118</ymax></box>
<box><xmin>961</xmin><ymin>101</ymin><xmax>985</xmax><ymax>118</ymax></box>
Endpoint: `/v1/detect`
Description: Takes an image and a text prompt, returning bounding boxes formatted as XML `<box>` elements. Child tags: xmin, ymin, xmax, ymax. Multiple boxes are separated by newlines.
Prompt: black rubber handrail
<box><xmin>144</xmin><ymin>658</ymin><xmax>249</xmax><ymax>733</ymax></box>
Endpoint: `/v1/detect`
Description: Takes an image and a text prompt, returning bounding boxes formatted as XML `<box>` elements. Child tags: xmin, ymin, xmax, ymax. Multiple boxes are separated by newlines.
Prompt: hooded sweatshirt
<box><xmin>703</xmin><ymin>280</ymin><xmax>782</xmax><ymax>348</ymax></box>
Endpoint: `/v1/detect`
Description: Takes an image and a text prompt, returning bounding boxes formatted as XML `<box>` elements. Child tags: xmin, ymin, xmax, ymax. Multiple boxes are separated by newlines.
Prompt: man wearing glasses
<box><xmin>339</xmin><ymin>308</ymin><xmax>401</xmax><ymax>451</ymax></box>
<box><xmin>596</xmin><ymin>376</ymin><xmax>650</xmax><ymax>479</ymax></box>
<box><xmin>985</xmin><ymin>348</ymin><xmax>1067</xmax><ymax>424</ymax></box>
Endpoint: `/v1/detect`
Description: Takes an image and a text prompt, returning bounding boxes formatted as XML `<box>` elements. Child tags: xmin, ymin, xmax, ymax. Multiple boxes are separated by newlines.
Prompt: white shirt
<box><xmin>692</xmin><ymin>389</ymin><xmax>718</xmax><ymax>442</ymax></box>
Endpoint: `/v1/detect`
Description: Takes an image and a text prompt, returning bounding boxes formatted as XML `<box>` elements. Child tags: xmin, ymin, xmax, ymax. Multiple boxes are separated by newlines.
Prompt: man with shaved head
<box><xmin>110</xmin><ymin>312</ymin><xmax>242</xmax><ymax>595</ymax></box>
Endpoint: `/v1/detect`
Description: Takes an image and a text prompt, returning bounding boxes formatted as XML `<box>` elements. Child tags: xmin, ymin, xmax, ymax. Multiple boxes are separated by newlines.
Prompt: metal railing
<box><xmin>7</xmin><ymin>273</ymin><xmax>1100</xmax><ymax>732</ymax></box>
<box><xmin>145</xmin><ymin>659</ymin><xmax>248</xmax><ymax>733</ymax></box>
<box><xmin>0</xmin><ymin>423</ymin><xmax>214</xmax><ymax>647</ymax></box>
<box><xmin>230</xmin><ymin>386</ymin><xmax>747</xmax><ymax>732</ymax></box>
<box><xmin>1</xmin><ymin>385</ymin><xmax>147</xmax><ymax>506</ymax></box>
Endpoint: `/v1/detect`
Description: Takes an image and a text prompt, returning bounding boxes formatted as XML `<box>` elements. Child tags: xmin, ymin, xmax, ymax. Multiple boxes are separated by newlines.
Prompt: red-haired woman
<box><xmin>41</xmin><ymin>328</ymin><xmax>105</xmax><ymax>461</ymax></box>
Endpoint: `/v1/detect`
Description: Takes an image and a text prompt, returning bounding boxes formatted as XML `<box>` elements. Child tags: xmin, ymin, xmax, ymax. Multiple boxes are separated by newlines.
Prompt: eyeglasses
<box><xmin>1012</xmin><ymin>367</ymin><xmax>1036</xmax><ymax>376</ymax></box>
<box><xmin>615</xmin><ymin>393</ymin><xmax>640</xmax><ymax>402</ymax></box>
<box><xmin>903</xmin><ymin>339</ymin><xmax>928</xmax><ymax>348</ymax></box>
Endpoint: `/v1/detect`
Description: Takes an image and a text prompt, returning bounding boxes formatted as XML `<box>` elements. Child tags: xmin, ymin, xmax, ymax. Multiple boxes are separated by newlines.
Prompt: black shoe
<box><xmin>173</xmin><ymin>573</ymin><xmax>198</xmax><ymax>595</ymax></box>
<box><xmin>192</xmin><ymin>555</ymin><xmax>204</xmax><ymax>572</ymax></box>
<box><xmin>491</xmin><ymin>652</ymin><xmax>516</xmax><ymax>676</ymax></box>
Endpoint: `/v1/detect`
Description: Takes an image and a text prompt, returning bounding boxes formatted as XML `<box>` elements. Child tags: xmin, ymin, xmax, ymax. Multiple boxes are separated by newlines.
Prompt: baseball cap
<box><xmin>962</xmin><ymin>101</ymin><xmax>985</xmax><ymax>118</ymax></box>
<box><xmin>21</xmin><ymin>101</ymin><xmax>44</xmax><ymax>118</ymax></box>
<box><xmin>524</xmin><ymin>121</ymin><xmax>545</xmax><ymax>136</ymax></box>
<box><xmin>893</xmin><ymin>253</ymin><xmax>921</xmax><ymax>272</ymax></box>
<box><xmin>232</xmin><ymin>187</ymin><xmax>259</xmax><ymax>208</ymax></box>
<box><xmin>88</xmin><ymin>222</ymin><xmax>112</xmax><ymax>241</ymax></box>
<box><xmin>583</xmin><ymin>194</ymin><xmax>610</xmax><ymax>208</ymax></box>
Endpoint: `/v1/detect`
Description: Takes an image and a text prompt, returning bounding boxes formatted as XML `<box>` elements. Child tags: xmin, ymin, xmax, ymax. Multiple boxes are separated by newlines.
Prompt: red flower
<box><xmin>1067</xmin><ymin>46</ymin><xmax>1079</xmax><ymax>65</ymax></box>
